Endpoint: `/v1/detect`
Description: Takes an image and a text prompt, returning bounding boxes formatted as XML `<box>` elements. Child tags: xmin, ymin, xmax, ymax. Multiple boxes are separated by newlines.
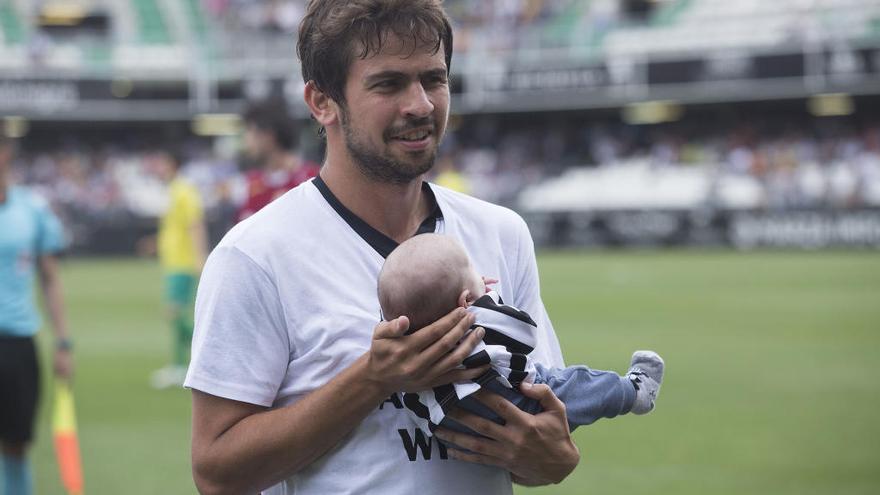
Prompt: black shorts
<box><xmin>0</xmin><ymin>335</ymin><xmax>40</xmax><ymax>444</ymax></box>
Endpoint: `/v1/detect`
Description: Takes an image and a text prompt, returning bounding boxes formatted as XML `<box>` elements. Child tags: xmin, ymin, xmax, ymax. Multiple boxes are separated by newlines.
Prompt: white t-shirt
<box><xmin>185</xmin><ymin>179</ymin><xmax>565</xmax><ymax>495</ymax></box>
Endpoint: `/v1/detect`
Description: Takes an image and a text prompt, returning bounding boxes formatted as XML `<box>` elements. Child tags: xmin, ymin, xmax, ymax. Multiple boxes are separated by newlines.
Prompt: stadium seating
<box><xmin>131</xmin><ymin>0</ymin><xmax>172</xmax><ymax>44</ymax></box>
<box><xmin>3</xmin><ymin>1</ymin><xmax>879</xmax><ymax>76</ymax></box>
<box><xmin>0</xmin><ymin>1</ymin><xmax>25</xmax><ymax>45</ymax></box>
<box><xmin>516</xmin><ymin>147</ymin><xmax>880</xmax><ymax>213</ymax></box>
<box><xmin>518</xmin><ymin>159</ymin><xmax>765</xmax><ymax>212</ymax></box>
<box><xmin>182</xmin><ymin>0</ymin><xmax>209</xmax><ymax>43</ymax></box>
<box><xmin>3</xmin><ymin>1</ymin><xmax>878</xmax><ymax>251</ymax></box>
<box><xmin>606</xmin><ymin>0</ymin><xmax>880</xmax><ymax>56</ymax></box>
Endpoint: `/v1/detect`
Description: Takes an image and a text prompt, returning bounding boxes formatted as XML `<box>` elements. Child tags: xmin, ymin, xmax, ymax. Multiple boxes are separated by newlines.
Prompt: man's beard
<box><xmin>341</xmin><ymin>110</ymin><xmax>438</xmax><ymax>185</ymax></box>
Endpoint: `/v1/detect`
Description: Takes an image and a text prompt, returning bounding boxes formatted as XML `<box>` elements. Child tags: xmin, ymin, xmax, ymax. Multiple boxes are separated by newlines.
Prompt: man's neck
<box><xmin>319</xmin><ymin>161</ymin><xmax>431</xmax><ymax>244</ymax></box>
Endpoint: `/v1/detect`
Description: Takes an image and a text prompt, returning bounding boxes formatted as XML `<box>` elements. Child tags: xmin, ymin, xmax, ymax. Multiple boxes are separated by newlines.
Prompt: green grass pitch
<box><xmin>25</xmin><ymin>251</ymin><xmax>880</xmax><ymax>494</ymax></box>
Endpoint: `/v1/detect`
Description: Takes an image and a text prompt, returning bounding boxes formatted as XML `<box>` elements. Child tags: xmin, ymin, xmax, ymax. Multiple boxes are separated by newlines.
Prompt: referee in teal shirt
<box><xmin>0</xmin><ymin>137</ymin><xmax>74</xmax><ymax>495</ymax></box>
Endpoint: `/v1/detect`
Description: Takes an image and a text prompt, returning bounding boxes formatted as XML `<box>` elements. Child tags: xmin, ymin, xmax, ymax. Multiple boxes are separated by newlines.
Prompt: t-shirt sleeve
<box><xmin>185</xmin><ymin>245</ymin><xmax>290</xmax><ymax>407</ymax></box>
<box><xmin>509</xmin><ymin>215</ymin><xmax>565</xmax><ymax>369</ymax></box>
<box><xmin>31</xmin><ymin>193</ymin><xmax>66</xmax><ymax>254</ymax></box>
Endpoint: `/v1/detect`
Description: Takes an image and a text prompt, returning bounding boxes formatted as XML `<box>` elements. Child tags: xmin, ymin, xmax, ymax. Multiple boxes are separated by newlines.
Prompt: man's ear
<box><xmin>304</xmin><ymin>81</ymin><xmax>339</xmax><ymax>128</ymax></box>
<box><xmin>458</xmin><ymin>289</ymin><xmax>470</xmax><ymax>308</ymax></box>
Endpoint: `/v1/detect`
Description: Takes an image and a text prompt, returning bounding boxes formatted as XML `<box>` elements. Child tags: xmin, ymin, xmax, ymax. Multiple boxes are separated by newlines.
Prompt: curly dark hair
<box><xmin>297</xmin><ymin>0</ymin><xmax>453</xmax><ymax>106</ymax></box>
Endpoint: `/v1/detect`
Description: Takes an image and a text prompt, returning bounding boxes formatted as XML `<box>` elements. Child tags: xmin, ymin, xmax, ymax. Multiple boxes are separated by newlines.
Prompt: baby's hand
<box><xmin>482</xmin><ymin>276</ymin><xmax>499</xmax><ymax>293</ymax></box>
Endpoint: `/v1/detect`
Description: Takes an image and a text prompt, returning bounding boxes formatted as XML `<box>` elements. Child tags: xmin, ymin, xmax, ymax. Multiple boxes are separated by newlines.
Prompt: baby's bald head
<box><xmin>378</xmin><ymin>234</ymin><xmax>482</xmax><ymax>331</ymax></box>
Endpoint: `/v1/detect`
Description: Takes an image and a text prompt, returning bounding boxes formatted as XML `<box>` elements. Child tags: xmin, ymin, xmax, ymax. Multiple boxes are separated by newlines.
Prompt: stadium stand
<box><xmin>0</xmin><ymin>1</ymin><xmax>25</xmax><ymax>45</ymax></box>
<box><xmin>2</xmin><ymin>0</ymin><xmax>880</xmax><ymax>249</ymax></box>
<box><xmin>131</xmin><ymin>0</ymin><xmax>172</xmax><ymax>44</ymax></box>
<box><xmin>605</xmin><ymin>0</ymin><xmax>880</xmax><ymax>56</ymax></box>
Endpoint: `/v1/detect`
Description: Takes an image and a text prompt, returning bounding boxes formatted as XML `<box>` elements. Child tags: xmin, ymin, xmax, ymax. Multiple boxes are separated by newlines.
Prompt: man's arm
<box><xmin>37</xmin><ymin>254</ymin><xmax>73</xmax><ymax>380</ymax></box>
<box><xmin>435</xmin><ymin>379</ymin><xmax>580</xmax><ymax>485</ymax></box>
<box><xmin>192</xmin><ymin>354</ymin><xmax>388</xmax><ymax>495</ymax></box>
<box><xmin>191</xmin><ymin>310</ymin><xmax>489</xmax><ymax>495</ymax></box>
<box><xmin>188</xmin><ymin>219</ymin><xmax>208</xmax><ymax>272</ymax></box>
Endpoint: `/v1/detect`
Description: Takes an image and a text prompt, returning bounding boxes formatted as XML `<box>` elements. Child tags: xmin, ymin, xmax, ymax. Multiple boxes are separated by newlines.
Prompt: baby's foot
<box><xmin>627</xmin><ymin>350</ymin><xmax>664</xmax><ymax>415</ymax></box>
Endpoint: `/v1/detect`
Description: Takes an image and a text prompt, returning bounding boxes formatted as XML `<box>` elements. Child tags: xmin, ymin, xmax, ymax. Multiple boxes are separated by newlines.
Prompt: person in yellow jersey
<box><xmin>434</xmin><ymin>155</ymin><xmax>471</xmax><ymax>194</ymax></box>
<box><xmin>150</xmin><ymin>150</ymin><xmax>207</xmax><ymax>389</ymax></box>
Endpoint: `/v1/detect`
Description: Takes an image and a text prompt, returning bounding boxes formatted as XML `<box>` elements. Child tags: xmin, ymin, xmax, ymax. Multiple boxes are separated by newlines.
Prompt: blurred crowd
<box><xmin>445</xmin><ymin>0</ymin><xmax>626</xmax><ymax>53</ymax></box>
<box><xmin>446</xmin><ymin>116</ymin><xmax>880</xmax><ymax>208</ymax></box>
<box><xmin>7</xmin><ymin>144</ymin><xmax>237</xmax><ymax>249</ymax></box>
<box><xmin>201</xmin><ymin>0</ymin><xmax>306</xmax><ymax>33</ymax></box>
<box><xmin>8</xmin><ymin>116</ymin><xmax>879</xmax><ymax>244</ymax></box>
<box><xmin>199</xmin><ymin>0</ymin><xmax>630</xmax><ymax>52</ymax></box>
<box><xmin>21</xmin><ymin>0</ymin><xmax>861</xmax><ymax>54</ymax></box>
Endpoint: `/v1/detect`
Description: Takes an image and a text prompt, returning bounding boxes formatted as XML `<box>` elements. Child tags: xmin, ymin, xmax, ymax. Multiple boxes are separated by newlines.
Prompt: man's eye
<box><xmin>374</xmin><ymin>80</ymin><xmax>399</xmax><ymax>89</ymax></box>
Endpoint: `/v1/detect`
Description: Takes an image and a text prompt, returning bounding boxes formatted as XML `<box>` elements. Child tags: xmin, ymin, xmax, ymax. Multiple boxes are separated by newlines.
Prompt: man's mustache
<box><xmin>385</xmin><ymin>118</ymin><xmax>435</xmax><ymax>139</ymax></box>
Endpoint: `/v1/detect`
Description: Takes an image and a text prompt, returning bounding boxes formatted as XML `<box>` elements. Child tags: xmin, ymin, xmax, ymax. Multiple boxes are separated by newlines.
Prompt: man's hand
<box><xmin>54</xmin><ymin>348</ymin><xmax>73</xmax><ymax>380</ymax></box>
<box><xmin>366</xmin><ymin>308</ymin><xmax>488</xmax><ymax>395</ymax></box>
<box><xmin>435</xmin><ymin>382</ymin><xmax>580</xmax><ymax>485</ymax></box>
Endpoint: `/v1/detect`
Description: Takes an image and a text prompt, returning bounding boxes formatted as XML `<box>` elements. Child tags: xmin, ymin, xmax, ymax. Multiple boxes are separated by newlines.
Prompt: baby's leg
<box><xmin>627</xmin><ymin>350</ymin><xmax>665</xmax><ymax>415</ymax></box>
<box><xmin>535</xmin><ymin>362</ymin><xmax>636</xmax><ymax>431</ymax></box>
<box><xmin>444</xmin><ymin>366</ymin><xmax>633</xmax><ymax>433</ymax></box>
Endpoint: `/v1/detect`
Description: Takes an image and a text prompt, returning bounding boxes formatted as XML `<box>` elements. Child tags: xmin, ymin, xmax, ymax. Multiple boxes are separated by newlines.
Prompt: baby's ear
<box><xmin>458</xmin><ymin>289</ymin><xmax>471</xmax><ymax>308</ymax></box>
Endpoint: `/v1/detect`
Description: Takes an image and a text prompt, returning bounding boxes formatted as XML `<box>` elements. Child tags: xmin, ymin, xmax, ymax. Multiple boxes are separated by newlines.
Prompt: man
<box><xmin>150</xmin><ymin>151</ymin><xmax>208</xmax><ymax>389</ymax></box>
<box><xmin>0</xmin><ymin>136</ymin><xmax>73</xmax><ymax>495</ymax></box>
<box><xmin>235</xmin><ymin>103</ymin><xmax>321</xmax><ymax>222</ymax></box>
<box><xmin>185</xmin><ymin>1</ymin><xmax>579</xmax><ymax>494</ymax></box>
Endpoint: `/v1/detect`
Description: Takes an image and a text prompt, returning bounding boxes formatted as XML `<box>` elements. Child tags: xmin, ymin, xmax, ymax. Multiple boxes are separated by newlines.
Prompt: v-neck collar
<box><xmin>312</xmin><ymin>176</ymin><xmax>443</xmax><ymax>259</ymax></box>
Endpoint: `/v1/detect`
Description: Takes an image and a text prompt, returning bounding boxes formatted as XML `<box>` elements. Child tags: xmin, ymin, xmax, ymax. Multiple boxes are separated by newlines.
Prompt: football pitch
<box><xmin>28</xmin><ymin>251</ymin><xmax>880</xmax><ymax>494</ymax></box>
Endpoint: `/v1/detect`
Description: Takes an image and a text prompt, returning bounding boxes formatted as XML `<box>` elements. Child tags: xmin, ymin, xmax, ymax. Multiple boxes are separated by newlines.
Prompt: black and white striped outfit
<box><xmin>404</xmin><ymin>290</ymin><xmax>538</xmax><ymax>432</ymax></box>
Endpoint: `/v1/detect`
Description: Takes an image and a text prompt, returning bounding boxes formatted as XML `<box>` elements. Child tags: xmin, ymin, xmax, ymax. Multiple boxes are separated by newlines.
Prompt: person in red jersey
<box><xmin>236</xmin><ymin>103</ymin><xmax>321</xmax><ymax>222</ymax></box>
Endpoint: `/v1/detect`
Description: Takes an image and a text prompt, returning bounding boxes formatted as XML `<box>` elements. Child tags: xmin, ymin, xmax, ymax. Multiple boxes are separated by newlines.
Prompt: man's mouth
<box><xmin>392</xmin><ymin>128</ymin><xmax>433</xmax><ymax>142</ymax></box>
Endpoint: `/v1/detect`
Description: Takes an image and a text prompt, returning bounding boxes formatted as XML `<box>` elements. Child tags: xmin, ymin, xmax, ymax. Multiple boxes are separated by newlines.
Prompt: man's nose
<box><xmin>401</xmin><ymin>82</ymin><xmax>434</xmax><ymax>118</ymax></box>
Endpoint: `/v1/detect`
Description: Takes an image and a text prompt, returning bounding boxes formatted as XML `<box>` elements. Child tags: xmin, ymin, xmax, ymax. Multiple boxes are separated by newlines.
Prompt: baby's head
<box><xmin>378</xmin><ymin>234</ymin><xmax>483</xmax><ymax>332</ymax></box>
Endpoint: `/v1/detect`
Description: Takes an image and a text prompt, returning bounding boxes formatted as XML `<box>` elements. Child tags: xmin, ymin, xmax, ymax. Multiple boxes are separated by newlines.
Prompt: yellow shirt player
<box><xmin>151</xmin><ymin>151</ymin><xmax>207</xmax><ymax>389</ymax></box>
<box><xmin>433</xmin><ymin>156</ymin><xmax>471</xmax><ymax>194</ymax></box>
<box><xmin>158</xmin><ymin>178</ymin><xmax>204</xmax><ymax>273</ymax></box>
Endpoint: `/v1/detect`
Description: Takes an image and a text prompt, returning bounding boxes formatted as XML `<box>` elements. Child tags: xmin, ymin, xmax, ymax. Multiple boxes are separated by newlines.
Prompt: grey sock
<box><xmin>627</xmin><ymin>350</ymin><xmax>664</xmax><ymax>415</ymax></box>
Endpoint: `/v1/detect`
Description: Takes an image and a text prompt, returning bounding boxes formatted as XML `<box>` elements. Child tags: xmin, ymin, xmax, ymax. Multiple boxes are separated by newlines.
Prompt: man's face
<box><xmin>337</xmin><ymin>35</ymin><xmax>450</xmax><ymax>184</ymax></box>
<box><xmin>243</xmin><ymin>124</ymin><xmax>272</xmax><ymax>162</ymax></box>
<box><xmin>152</xmin><ymin>153</ymin><xmax>176</xmax><ymax>183</ymax></box>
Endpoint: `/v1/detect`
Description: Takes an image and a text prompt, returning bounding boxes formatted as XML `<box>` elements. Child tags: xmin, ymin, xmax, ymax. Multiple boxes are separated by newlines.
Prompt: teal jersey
<box><xmin>0</xmin><ymin>186</ymin><xmax>65</xmax><ymax>336</ymax></box>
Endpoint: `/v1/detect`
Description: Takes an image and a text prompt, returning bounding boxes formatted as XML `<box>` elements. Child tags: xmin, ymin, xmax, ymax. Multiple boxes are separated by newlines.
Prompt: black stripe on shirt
<box><xmin>508</xmin><ymin>370</ymin><xmax>528</xmax><ymax>386</ymax></box>
<box><xmin>403</xmin><ymin>392</ymin><xmax>432</xmax><ymax>423</ymax></box>
<box><xmin>510</xmin><ymin>353</ymin><xmax>527</xmax><ymax>371</ymax></box>
<box><xmin>429</xmin><ymin>369</ymin><xmax>501</xmax><ymax>415</ymax></box>
<box><xmin>312</xmin><ymin>176</ymin><xmax>442</xmax><ymax>258</ymax></box>
<box><xmin>508</xmin><ymin>353</ymin><xmax>528</xmax><ymax>386</ymax></box>
<box><xmin>462</xmin><ymin>349</ymin><xmax>491</xmax><ymax>369</ymax></box>
<box><xmin>471</xmin><ymin>294</ymin><xmax>537</xmax><ymax>327</ymax></box>
<box><xmin>481</xmin><ymin>326</ymin><xmax>534</xmax><ymax>355</ymax></box>
<box><xmin>434</xmin><ymin>384</ymin><xmax>458</xmax><ymax>413</ymax></box>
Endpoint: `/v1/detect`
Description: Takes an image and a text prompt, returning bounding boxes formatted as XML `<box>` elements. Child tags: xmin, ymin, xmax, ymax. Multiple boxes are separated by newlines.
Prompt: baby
<box><xmin>378</xmin><ymin>233</ymin><xmax>665</xmax><ymax>435</ymax></box>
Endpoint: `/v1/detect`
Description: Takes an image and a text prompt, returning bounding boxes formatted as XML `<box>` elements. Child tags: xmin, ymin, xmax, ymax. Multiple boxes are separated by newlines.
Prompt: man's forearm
<box><xmin>192</xmin><ymin>353</ymin><xmax>390</xmax><ymax>495</ymax></box>
<box><xmin>38</xmin><ymin>256</ymin><xmax>70</xmax><ymax>341</ymax></box>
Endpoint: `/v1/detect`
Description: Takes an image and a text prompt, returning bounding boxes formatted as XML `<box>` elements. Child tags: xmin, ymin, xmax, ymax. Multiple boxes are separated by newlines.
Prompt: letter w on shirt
<box><xmin>398</xmin><ymin>428</ymin><xmax>449</xmax><ymax>462</ymax></box>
